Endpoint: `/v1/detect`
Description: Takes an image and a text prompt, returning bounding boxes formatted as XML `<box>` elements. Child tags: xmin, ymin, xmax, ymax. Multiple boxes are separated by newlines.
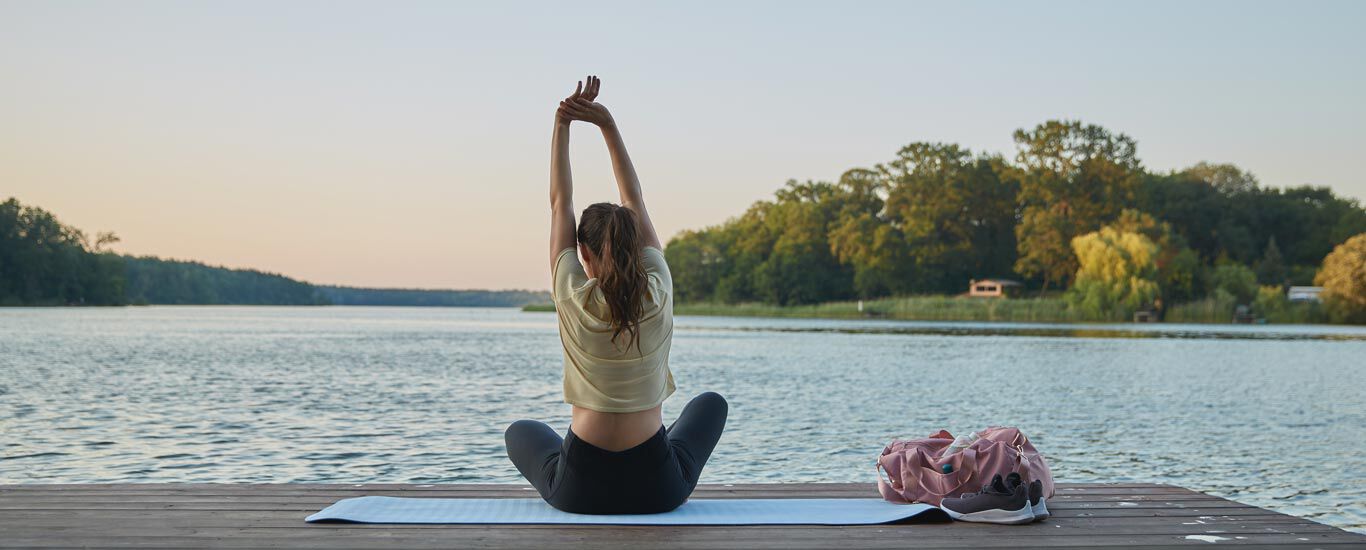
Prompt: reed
<box><xmin>674</xmin><ymin>296</ymin><xmax>1086</xmax><ymax>323</ymax></box>
<box><xmin>529</xmin><ymin>294</ymin><xmax>1331</xmax><ymax>324</ymax></box>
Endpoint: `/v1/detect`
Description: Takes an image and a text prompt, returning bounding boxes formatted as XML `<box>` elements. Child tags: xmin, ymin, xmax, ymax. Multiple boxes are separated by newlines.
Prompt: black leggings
<box><xmin>504</xmin><ymin>392</ymin><xmax>728</xmax><ymax>514</ymax></box>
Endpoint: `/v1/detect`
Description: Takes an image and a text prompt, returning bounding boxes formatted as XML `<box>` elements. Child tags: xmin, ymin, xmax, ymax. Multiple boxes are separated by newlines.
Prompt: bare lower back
<box><xmin>570</xmin><ymin>405</ymin><xmax>664</xmax><ymax>451</ymax></box>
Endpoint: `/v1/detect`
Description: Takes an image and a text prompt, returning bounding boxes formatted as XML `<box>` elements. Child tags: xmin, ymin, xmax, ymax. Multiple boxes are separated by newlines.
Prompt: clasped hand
<box><xmin>557</xmin><ymin>75</ymin><xmax>614</xmax><ymax>128</ymax></box>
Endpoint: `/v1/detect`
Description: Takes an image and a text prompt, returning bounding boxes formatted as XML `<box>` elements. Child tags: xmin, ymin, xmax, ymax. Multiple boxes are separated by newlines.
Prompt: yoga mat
<box><xmin>306</xmin><ymin>497</ymin><xmax>944</xmax><ymax>525</ymax></box>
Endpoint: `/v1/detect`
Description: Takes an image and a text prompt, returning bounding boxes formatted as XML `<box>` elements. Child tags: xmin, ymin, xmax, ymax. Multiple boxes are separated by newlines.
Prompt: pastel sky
<box><xmin>3</xmin><ymin>1</ymin><xmax>1363</xmax><ymax>290</ymax></box>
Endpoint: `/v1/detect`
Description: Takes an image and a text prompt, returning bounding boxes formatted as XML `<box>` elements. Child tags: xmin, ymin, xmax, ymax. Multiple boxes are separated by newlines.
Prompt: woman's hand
<box><xmin>558</xmin><ymin>75</ymin><xmax>614</xmax><ymax>128</ymax></box>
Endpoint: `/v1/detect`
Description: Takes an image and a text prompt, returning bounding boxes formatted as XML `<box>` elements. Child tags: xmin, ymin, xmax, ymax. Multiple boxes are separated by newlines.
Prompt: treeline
<box><xmin>319</xmin><ymin>286</ymin><xmax>548</xmax><ymax>307</ymax></box>
<box><xmin>123</xmin><ymin>256</ymin><xmax>327</xmax><ymax>305</ymax></box>
<box><xmin>1</xmin><ymin>198</ymin><xmax>125</xmax><ymax>305</ymax></box>
<box><xmin>0</xmin><ymin>198</ymin><xmax>548</xmax><ymax>307</ymax></box>
<box><xmin>665</xmin><ymin>120</ymin><xmax>1366</xmax><ymax>311</ymax></box>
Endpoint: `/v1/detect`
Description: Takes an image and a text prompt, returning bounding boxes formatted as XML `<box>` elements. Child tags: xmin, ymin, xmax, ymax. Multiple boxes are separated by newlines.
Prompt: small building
<box><xmin>968</xmin><ymin>278</ymin><xmax>1023</xmax><ymax>298</ymax></box>
<box><xmin>1287</xmin><ymin>286</ymin><xmax>1323</xmax><ymax>302</ymax></box>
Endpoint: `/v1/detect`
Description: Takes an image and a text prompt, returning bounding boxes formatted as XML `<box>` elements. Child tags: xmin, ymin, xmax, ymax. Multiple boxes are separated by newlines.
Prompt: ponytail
<box><xmin>577</xmin><ymin>203</ymin><xmax>647</xmax><ymax>350</ymax></box>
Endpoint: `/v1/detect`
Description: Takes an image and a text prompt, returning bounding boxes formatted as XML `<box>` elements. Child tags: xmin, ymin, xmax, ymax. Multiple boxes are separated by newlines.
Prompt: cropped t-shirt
<box><xmin>551</xmin><ymin>246</ymin><xmax>676</xmax><ymax>413</ymax></box>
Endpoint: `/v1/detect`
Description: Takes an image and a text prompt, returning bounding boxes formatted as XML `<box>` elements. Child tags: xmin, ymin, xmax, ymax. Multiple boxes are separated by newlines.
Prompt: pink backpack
<box><xmin>876</xmin><ymin>426</ymin><xmax>1054</xmax><ymax>505</ymax></box>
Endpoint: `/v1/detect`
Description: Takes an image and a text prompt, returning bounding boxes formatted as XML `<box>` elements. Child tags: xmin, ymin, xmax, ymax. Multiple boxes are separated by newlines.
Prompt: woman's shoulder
<box><xmin>641</xmin><ymin>246</ymin><xmax>668</xmax><ymax>268</ymax></box>
<box><xmin>553</xmin><ymin>247</ymin><xmax>591</xmax><ymax>301</ymax></box>
<box><xmin>640</xmin><ymin>246</ymin><xmax>672</xmax><ymax>298</ymax></box>
<box><xmin>641</xmin><ymin>245</ymin><xmax>669</xmax><ymax>272</ymax></box>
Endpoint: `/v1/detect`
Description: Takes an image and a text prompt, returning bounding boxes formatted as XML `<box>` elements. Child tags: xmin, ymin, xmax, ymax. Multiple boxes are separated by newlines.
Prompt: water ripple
<box><xmin>0</xmin><ymin>306</ymin><xmax>1362</xmax><ymax>534</ymax></box>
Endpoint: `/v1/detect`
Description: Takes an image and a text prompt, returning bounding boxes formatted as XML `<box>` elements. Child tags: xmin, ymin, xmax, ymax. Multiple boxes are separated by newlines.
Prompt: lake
<box><xmin>1</xmin><ymin>306</ymin><xmax>1363</xmax><ymax>533</ymax></box>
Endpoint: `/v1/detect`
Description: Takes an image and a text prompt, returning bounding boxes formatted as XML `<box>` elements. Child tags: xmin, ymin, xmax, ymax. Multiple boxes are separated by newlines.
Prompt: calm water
<box><xmin>2</xmin><ymin>306</ymin><xmax>1363</xmax><ymax>532</ymax></box>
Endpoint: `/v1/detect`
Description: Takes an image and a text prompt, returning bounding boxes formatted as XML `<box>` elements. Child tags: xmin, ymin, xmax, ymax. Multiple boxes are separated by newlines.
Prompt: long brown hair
<box><xmin>577</xmin><ymin>202</ymin><xmax>646</xmax><ymax>349</ymax></box>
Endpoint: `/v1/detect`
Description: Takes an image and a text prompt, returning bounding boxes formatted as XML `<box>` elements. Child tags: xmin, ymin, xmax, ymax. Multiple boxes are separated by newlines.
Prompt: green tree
<box><xmin>827</xmin><ymin>168</ymin><xmax>909</xmax><ymax>298</ymax></box>
<box><xmin>122</xmin><ymin>256</ymin><xmax>327</xmax><ymax>305</ymax></box>
<box><xmin>1256</xmin><ymin>237</ymin><xmax>1287</xmax><ymax>286</ymax></box>
<box><xmin>0</xmin><ymin>197</ymin><xmax>125</xmax><ymax>305</ymax></box>
<box><xmin>1138</xmin><ymin>167</ymin><xmax>1236</xmax><ymax>262</ymax></box>
<box><xmin>1109</xmin><ymin>209</ymin><xmax>1205</xmax><ymax>303</ymax></box>
<box><xmin>1142</xmin><ymin>164</ymin><xmax>1366</xmax><ymax>279</ymax></box>
<box><xmin>1253</xmin><ymin>285</ymin><xmax>1289</xmax><ymax>320</ymax></box>
<box><xmin>661</xmin><ymin>121</ymin><xmax>1366</xmax><ymax>311</ymax></box>
<box><xmin>753</xmin><ymin>180</ymin><xmax>853</xmax><ymax>305</ymax></box>
<box><xmin>709</xmin><ymin>203</ymin><xmax>774</xmax><ymax>303</ymax></box>
<box><xmin>1314</xmin><ymin>233</ymin><xmax>1366</xmax><ymax>323</ymax></box>
<box><xmin>1184</xmin><ymin>162</ymin><xmax>1259</xmax><ymax>196</ymax></box>
<box><xmin>879</xmin><ymin>143</ymin><xmax>1018</xmax><ymax>293</ymax></box>
<box><xmin>664</xmin><ymin>228</ymin><xmax>726</xmax><ymax>303</ymax></box>
<box><xmin>1013</xmin><ymin>121</ymin><xmax>1141</xmax><ymax>290</ymax></box>
<box><xmin>1066</xmin><ymin>227</ymin><xmax>1159</xmax><ymax>318</ymax></box>
<box><xmin>1210</xmin><ymin>263</ymin><xmax>1258</xmax><ymax>305</ymax></box>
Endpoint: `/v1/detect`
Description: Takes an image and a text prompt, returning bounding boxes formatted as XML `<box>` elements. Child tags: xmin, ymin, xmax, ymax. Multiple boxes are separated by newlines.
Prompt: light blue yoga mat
<box><xmin>306</xmin><ymin>496</ymin><xmax>944</xmax><ymax>525</ymax></box>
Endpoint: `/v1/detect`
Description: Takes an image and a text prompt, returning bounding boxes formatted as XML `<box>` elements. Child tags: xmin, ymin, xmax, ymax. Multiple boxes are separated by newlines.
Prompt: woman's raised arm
<box><xmin>548</xmin><ymin>82</ymin><xmax>584</xmax><ymax>268</ymax></box>
<box><xmin>559</xmin><ymin>76</ymin><xmax>662</xmax><ymax>250</ymax></box>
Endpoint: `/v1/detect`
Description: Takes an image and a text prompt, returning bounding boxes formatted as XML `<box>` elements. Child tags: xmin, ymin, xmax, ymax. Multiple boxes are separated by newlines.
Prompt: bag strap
<box><xmin>875</xmin><ymin>460</ymin><xmax>913</xmax><ymax>504</ymax></box>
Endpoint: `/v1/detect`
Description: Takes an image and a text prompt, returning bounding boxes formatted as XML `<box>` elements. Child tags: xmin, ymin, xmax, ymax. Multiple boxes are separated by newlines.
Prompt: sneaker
<box><xmin>1028</xmin><ymin>478</ymin><xmax>1049</xmax><ymax>521</ymax></box>
<box><xmin>939</xmin><ymin>473</ymin><xmax>1035</xmax><ymax>525</ymax></box>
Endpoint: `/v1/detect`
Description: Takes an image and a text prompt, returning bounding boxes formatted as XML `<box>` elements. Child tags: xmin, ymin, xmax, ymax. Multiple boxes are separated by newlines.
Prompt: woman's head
<box><xmin>577</xmin><ymin>203</ymin><xmax>646</xmax><ymax>349</ymax></box>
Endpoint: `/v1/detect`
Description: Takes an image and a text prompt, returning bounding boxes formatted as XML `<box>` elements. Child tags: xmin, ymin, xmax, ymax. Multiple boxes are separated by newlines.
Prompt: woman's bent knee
<box><xmin>693</xmin><ymin>392</ymin><xmax>728</xmax><ymax>414</ymax></box>
<box><xmin>505</xmin><ymin>419</ymin><xmax>535</xmax><ymax>437</ymax></box>
<box><xmin>505</xmin><ymin>419</ymin><xmax>552</xmax><ymax>447</ymax></box>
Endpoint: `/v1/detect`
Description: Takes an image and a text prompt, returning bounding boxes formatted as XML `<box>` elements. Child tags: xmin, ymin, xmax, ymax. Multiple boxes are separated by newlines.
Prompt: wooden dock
<box><xmin>1</xmin><ymin>483</ymin><xmax>1362</xmax><ymax>548</ymax></box>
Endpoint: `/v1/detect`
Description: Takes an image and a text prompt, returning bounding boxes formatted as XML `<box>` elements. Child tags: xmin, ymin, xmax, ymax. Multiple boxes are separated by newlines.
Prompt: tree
<box><xmin>753</xmin><ymin>180</ymin><xmax>854</xmax><ymax>305</ymax></box>
<box><xmin>827</xmin><ymin>169</ymin><xmax>909</xmax><ymax>298</ymax></box>
<box><xmin>1261</xmin><ymin>185</ymin><xmax>1366</xmax><ymax>268</ymax></box>
<box><xmin>1066</xmin><ymin>227</ymin><xmax>1159</xmax><ymax>319</ymax></box>
<box><xmin>1138</xmin><ymin>168</ymin><xmax>1231</xmax><ymax>262</ymax></box>
<box><xmin>1253</xmin><ymin>285</ymin><xmax>1289</xmax><ymax>320</ymax></box>
<box><xmin>1013</xmin><ymin>121</ymin><xmax>1141</xmax><ymax>291</ymax></box>
<box><xmin>1256</xmin><ymin>237</ymin><xmax>1286</xmax><ymax>286</ymax></box>
<box><xmin>1142</xmin><ymin>164</ymin><xmax>1366</xmax><ymax>279</ymax></box>
<box><xmin>660</xmin><ymin>121</ymin><xmax>1366</xmax><ymax>310</ymax></box>
<box><xmin>1314</xmin><ymin>233</ymin><xmax>1366</xmax><ymax>324</ymax></box>
<box><xmin>1210</xmin><ymin>263</ymin><xmax>1258</xmax><ymax>305</ymax></box>
<box><xmin>1184</xmin><ymin>162</ymin><xmax>1259</xmax><ymax>196</ymax></box>
<box><xmin>122</xmin><ymin>256</ymin><xmax>327</xmax><ymax>305</ymax></box>
<box><xmin>1109</xmin><ymin>209</ymin><xmax>1204</xmax><ymax>303</ymax></box>
<box><xmin>712</xmin><ymin>202</ymin><xmax>774</xmax><ymax>303</ymax></box>
<box><xmin>0</xmin><ymin>197</ymin><xmax>126</xmax><ymax>305</ymax></box>
<box><xmin>661</xmin><ymin>229</ymin><xmax>723</xmax><ymax>303</ymax></box>
<box><xmin>879</xmin><ymin>143</ymin><xmax>1019</xmax><ymax>293</ymax></box>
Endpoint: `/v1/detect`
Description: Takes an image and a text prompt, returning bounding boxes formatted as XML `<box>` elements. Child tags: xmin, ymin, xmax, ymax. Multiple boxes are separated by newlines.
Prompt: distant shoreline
<box><xmin>524</xmin><ymin>295</ymin><xmax>1335</xmax><ymax>325</ymax></box>
<box><xmin>0</xmin><ymin>303</ymin><xmax>537</xmax><ymax>309</ymax></box>
<box><xmin>317</xmin><ymin>285</ymin><xmax>548</xmax><ymax>308</ymax></box>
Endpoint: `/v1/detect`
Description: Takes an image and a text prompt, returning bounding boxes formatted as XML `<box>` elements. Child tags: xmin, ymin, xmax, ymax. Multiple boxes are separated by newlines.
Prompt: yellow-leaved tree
<box><xmin>1314</xmin><ymin>233</ymin><xmax>1366</xmax><ymax>324</ymax></box>
<box><xmin>1067</xmin><ymin>227</ymin><xmax>1160</xmax><ymax>319</ymax></box>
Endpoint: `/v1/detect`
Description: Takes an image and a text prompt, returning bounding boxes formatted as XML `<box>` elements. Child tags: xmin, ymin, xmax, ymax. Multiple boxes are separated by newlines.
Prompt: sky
<box><xmin>2</xmin><ymin>1</ymin><xmax>1363</xmax><ymax>291</ymax></box>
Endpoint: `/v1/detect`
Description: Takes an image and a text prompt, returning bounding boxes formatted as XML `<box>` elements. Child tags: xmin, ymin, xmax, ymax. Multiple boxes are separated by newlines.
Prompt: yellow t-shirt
<box><xmin>551</xmin><ymin>246</ymin><xmax>676</xmax><ymax>413</ymax></box>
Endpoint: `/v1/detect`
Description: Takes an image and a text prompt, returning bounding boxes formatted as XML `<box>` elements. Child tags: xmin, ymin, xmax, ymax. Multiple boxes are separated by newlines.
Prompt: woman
<box><xmin>504</xmin><ymin>76</ymin><xmax>728</xmax><ymax>515</ymax></box>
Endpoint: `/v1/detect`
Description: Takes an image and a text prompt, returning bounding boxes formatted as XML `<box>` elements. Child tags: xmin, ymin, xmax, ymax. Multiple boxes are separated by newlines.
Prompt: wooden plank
<box><xmin>0</xmin><ymin>489</ymin><xmax>1217</xmax><ymax>500</ymax></box>
<box><xmin>0</xmin><ymin>485</ymin><xmax>1196</xmax><ymax>496</ymax></box>
<box><xmin>0</xmin><ymin>483</ymin><xmax>1214</xmax><ymax>502</ymax></box>
<box><xmin>0</xmin><ymin>516</ymin><xmax>1341</xmax><ymax>532</ymax></box>
<box><xmin>0</xmin><ymin>519</ymin><xmax>1349</xmax><ymax>538</ymax></box>
<box><xmin>0</xmin><ymin>507</ymin><xmax>1299</xmax><ymax>520</ymax></box>
<box><xmin>0</xmin><ymin>510</ymin><xmax>1321</xmax><ymax>526</ymax></box>
<box><xmin>0</xmin><ymin>530</ymin><xmax>1358</xmax><ymax>545</ymax></box>
<box><xmin>0</xmin><ymin>495</ymin><xmax>1252</xmax><ymax>507</ymax></box>
<box><xmin>0</xmin><ymin>483</ymin><xmax>1358</xmax><ymax>550</ymax></box>
<box><xmin>0</xmin><ymin>508</ymin><xmax>1291</xmax><ymax>520</ymax></box>
<box><xmin>0</xmin><ymin>501</ymin><xmax>1265</xmax><ymax>514</ymax></box>
<box><xmin>0</xmin><ymin>524</ymin><xmax>1358</xmax><ymax>540</ymax></box>
<box><xmin>1</xmin><ymin>533</ymin><xmax>1362</xmax><ymax>549</ymax></box>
